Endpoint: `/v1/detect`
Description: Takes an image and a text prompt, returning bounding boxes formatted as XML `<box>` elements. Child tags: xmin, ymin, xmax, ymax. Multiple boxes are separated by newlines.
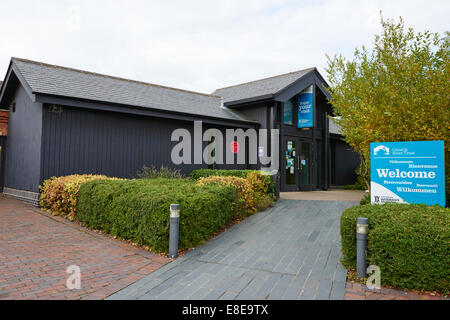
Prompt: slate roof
<box><xmin>212</xmin><ymin>68</ymin><xmax>315</xmax><ymax>104</ymax></box>
<box><xmin>10</xmin><ymin>58</ymin><xmax>253</xmax><ymax>123</ymax></box>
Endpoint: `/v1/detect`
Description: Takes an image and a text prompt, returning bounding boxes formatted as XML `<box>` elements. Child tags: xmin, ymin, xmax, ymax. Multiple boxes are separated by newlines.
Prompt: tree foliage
<box><xmin>326</xmin><ymin>15</ymin><xmax>450</xmax><ymax>202</ymax></box>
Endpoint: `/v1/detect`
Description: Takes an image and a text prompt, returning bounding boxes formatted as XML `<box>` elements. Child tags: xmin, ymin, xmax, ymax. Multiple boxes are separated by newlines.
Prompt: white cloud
<box><xmin>0</xmin><ymin>0</ymin><xmax>448</xmax><ymax>93</ymax></box>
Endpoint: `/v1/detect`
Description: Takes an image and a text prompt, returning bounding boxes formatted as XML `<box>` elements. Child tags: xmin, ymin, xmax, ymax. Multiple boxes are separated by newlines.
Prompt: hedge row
<box><xmin>197</xmin><ymin>176</ymin><xmax>255</xmax><ymax>216</ymax></box>
<box><xmin>340</xmin><ymin>203</ymin><xmax>450</xmax><ymax>294</ymax></box>
<box><xmin>39</xmin><ymin>174</ymin><xmax>113</xmax><ymax>220</ymax></box>
<box><xmin>189</xmin><ymin>169</ymin><xmax>276</xmax><ymax>195</ymax></box>
<box><xmin>40</xmin><ymin>170</ymin><xmax>276</xmax><ymax>254</ymax></box>
<box><xmin>77</xmin><ymin>178</ymin><xmax>238</xmax><ymax>253</ymax></box>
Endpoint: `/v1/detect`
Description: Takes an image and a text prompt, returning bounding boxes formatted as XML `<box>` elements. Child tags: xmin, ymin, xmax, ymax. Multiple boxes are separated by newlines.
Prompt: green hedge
<box><xmin>189</xmin><ymin>169</ymin><xmax>276</xmax><ymax>195</ymax></box>
<box><xmin>77</xmin><ymin>178</ymin><xmax>237</xmax><ymax>253</ymax></box>
<box><xmin>341</xmin><ymin>203</ymin><xmax>450</xmax><ymax>294</ymax></box>
<box><xmin>189</xmin><ymin>169</ymin><xmax>253</xmax><ymax>179</ymax></box>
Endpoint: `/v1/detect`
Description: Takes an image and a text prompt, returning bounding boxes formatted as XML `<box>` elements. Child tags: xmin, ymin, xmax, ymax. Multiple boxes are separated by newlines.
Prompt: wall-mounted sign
<box><xmin>287</xmin><ymin>141</ymin><xmax>293</xmax><ymax>151</ymax></box>
<box><xmin>298</xmin><ymin>85</ymin><xmax>313</xmax><ymax>128</ymax></box>
<box><xmin>370</xmin><ymin>141</ymin><xmax>445</xmax><ymax>206</ymax></box>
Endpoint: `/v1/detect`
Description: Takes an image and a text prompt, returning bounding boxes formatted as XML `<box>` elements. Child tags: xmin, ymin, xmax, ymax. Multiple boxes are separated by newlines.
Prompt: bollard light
<box><xmin>168</xmin><ymin>204</ymin><xmax>180</xmax><ymax>259</ymax></box>
<box><xmin>356</xmin><ymin>217</ymin><xmax>369</xmax><ymax>279</ymax></box>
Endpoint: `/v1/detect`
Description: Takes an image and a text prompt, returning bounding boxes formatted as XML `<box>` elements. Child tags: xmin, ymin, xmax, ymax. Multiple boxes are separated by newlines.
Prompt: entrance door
<box><xmin>283</xmin><ymin>138</ymin><xmax>313</xmax><ymax>191</ymax></box>
<box><xmin>284</xmin><ymin>138</ymin><xmax>297</xmax><ymax>191</ymax></box>
<box><xmin>298</xmin><ymin>141</ymin><xmax>313</xmax><ymax>191</ymax></box>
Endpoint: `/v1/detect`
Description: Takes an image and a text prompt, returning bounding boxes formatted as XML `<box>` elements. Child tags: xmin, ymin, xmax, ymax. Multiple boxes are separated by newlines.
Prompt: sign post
<box><xmin>370</xmin><ymin>141</ymin><xmax>445</xmax><ymax>206</ymax></box>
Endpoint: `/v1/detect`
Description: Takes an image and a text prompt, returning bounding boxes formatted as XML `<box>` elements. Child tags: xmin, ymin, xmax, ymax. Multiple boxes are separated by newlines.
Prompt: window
<box><xmin>9</xmin><ymin>100</ymin><xmax>16</xmax><ymax>113</ymax></box>
<box><xmin>283</xmin><ymin>98</ymin><xmax>294</xmax><ymax>125</ymax></box>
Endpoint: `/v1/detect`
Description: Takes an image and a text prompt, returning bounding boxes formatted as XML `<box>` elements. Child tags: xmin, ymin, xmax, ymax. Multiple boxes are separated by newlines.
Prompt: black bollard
<box><xmin>169</xmin><ymin>204</ymin><xmax>180</xmax><ymax>259</ymax></box>
<box><xmin>356</xmin><ymin>217</ymin><xmax>369</xmax><ymax>278</ymax></box>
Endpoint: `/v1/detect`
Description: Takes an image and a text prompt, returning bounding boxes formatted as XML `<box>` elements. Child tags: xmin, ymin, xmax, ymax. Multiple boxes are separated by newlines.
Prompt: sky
<box><xmin>0</xmin><ymin>0</ymin><xmax>448</xmax><ymax>93</ymax></box>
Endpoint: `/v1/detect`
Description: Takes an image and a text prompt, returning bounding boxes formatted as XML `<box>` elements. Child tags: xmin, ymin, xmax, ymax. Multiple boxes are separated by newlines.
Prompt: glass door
<box><xmin>298</xmin><ymin>141</ymin><xmax>313</xmax><ymax>190</ymax></box>
<box><xmin>284</xmin><ymin>139</ymin><xmax>297</xmax><ymax>191</ymax></box>
<box><xmin>283</xmin><ymin>138</ymin><xmax>313</xmax><ymax>191</ymax></box>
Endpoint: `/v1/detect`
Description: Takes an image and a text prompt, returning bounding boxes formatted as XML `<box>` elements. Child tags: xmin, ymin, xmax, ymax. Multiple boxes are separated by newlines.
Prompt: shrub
<box><xmin>136</xmin><ymin>165</ymin><xmax>184</xmax><ymax>179</ymax></box>
<box><xmin>39</xmin><ymin>174</ymin><xmax>110</xmax><ymax>220</ymax></box>
<box><xmin>343</xmin><ymin>167</ymin><xmax>367</xmax><ymax>190</ymax></box>
<box><xmin>77</xmin><ymin>178</ymin><xmax>237</xmax><ymax>253</ymax></box>
<box><xmin>189</xmin><ymin>169</ymin><xmax>276</xmax><ymax>195</ymax></box>
<box><xmin>359</xmin><ymin>193</ymin><xmax>370</xmax><ymax>205</ymax></box>
<box><xmin>340</xmin><ymin>203</ymin><xmax>450</xmax><ymax>294</ymax></box>
<box><xmin>246</xmin><ymin>172</ymin><xmax>271</xmax><ymax>198</ymax></box>
<box><xmin>246</xmin><ymin>171</ymin><xmax>275</xmax><ymax>211</ymax></box>
<box><xmin>254</xmin><ymin>194</ymin><xmax>275</xmax><ymax>212</ymax></box>
<box><xmin>197</xmin><ymin>176</ymin><xmax>256</xmax><ymax>217</ymax></box>
<box><xmin>189</xmin><ymin>169</ymin><xmax>250</xmax><ymax>180</ymax></box>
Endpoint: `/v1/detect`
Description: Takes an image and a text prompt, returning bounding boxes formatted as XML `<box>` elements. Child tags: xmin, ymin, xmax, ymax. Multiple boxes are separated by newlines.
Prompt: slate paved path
<box><xmin>108</xmin><ymin>199</ymin><xmax>357</xmax><ymax>300</ymax></box>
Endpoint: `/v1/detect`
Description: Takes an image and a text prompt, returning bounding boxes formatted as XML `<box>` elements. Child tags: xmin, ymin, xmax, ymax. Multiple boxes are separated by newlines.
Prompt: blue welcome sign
<box><xmin>370</xmin><ymin>141</ymin><xmax>445</xmax><ymax>206</ymax></box>
<box><xmin>298</xmin><ymin>85</ymin><xmax>313</xmax><ymax>128</ymax></box>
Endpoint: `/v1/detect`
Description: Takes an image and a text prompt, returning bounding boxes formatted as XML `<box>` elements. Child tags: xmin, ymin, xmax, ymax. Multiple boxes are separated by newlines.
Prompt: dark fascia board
<box><xmin>0</xmin><ymin>61</ymin><xmax>13</xmax><ymax>106</ymax></box>
<box><xmin>223</xmin><ymin>94</ymin><xmax>274</xmax><ymax>108</ymax></box>
<box><xmin>313</xmin><ymin>69</ymin><xmax>332</xmax><ymax>100</ymax></box>
<box><xmin>274</xmin><ymin>69</ymin><xmax>331</xmax><ymax>102</ymax></box>
<box><xmin>0</xmin><ymin>61</ymin><xmax>37</xmax><ymax>107</ymax></box>
<box><xmin>35</xmin><ymin>93</ymin><xmax>259</xmax><ymax>129</ymax></box>
<box><xmin>11</xmin><ymin>63</ymin><xmax>37</xmax><ymax>102</ymax></box>
<box><xmin>225</xmin><ymin>97</ymin><xmax>274</xmax><ymax>109</ymax></box>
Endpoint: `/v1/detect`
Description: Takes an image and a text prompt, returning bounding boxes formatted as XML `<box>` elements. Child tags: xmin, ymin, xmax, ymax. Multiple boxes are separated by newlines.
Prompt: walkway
<box><xmin>280</xmin><ymin>189</ymin><xmax>365</xmax><ymax>202</ymax></box>
<box><xmin>109</xmin><ymin>199</ymin><xmax>357</xmax><ymax>300</ymax></box>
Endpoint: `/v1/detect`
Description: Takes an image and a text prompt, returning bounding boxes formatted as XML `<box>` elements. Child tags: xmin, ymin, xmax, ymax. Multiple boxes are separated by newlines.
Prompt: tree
<box><xmin>326</xmin><ymin>15</ymin><xmax>450</xmax><ymax>204</ymax></box>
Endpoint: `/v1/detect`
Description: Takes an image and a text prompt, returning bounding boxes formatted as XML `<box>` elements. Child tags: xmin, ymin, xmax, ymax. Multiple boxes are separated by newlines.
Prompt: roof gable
<box><xmin>212</xmin><ymin>68</ymin><xmax>314</xmax><ymax>104</ymax></box>
<box><xmin>212</xmin><ymin>67</ymin><xmax>331</xmax><ymax>106</ymax></box>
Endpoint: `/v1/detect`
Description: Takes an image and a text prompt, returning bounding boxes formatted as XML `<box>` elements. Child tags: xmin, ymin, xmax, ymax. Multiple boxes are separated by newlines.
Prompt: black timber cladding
<box><xmin>40</xmin><ymin>104</ymin><xmax>252</xmax><ymax>182</ymax></box>
<box><xmin>4</xmin><ymin>84</ymin><xmax>42</xmax><ymax>191</ymax></box>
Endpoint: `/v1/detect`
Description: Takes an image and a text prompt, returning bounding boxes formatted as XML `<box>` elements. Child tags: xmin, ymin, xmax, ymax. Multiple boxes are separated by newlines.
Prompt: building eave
<box><xmin>35</xmin><ymin>93</ymin><xmax>259</xmax><ymax>129</ymax></box>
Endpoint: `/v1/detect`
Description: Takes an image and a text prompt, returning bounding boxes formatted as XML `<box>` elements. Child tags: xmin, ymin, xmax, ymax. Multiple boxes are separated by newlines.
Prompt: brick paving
<box><xmin>109</xmin><ymin>199</ymin><xmax>357</xmax><ymax>300</ymax></box>
<box><xmin>345</xmin><ymin>282</ymin><xmax>448</xmax><ymax>300</ymax></box>
<box><xmin>0</xmin><ymin>195</ymin><xmax>169</xmax><ymax>300</ymax></box>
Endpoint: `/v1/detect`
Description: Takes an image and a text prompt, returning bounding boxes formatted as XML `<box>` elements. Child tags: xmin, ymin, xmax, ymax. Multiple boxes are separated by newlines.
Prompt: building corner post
<box><xmin>323</xmin><ymin>112</ymin><xmax>329</xmax><ymax>190</ymax></box>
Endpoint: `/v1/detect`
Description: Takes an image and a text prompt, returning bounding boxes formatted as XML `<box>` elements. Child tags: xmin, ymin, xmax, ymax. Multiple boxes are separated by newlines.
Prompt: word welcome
<box><xmin>376</xmin><ymin>169</ymin><xmax>436</xmax><ymax>179</ymax></box>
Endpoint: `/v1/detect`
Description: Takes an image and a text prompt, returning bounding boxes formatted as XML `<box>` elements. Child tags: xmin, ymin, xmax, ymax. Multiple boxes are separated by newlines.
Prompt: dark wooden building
<box><xmin>0</xmin><ymin>58</ymin><xmax>359</xmax><ymax>204</ymax></box>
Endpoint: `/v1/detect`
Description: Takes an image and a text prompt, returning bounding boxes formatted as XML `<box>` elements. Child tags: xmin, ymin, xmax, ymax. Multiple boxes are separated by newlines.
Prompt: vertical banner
<box><xmin>298</xmin><ymin>85</ymin><xmax>313</xmax><ymax>128</ymax></box>
<box><xmin>370</xmin><ymin>141</ymin><xmax>445</xmax><ymax>206</ymax></box>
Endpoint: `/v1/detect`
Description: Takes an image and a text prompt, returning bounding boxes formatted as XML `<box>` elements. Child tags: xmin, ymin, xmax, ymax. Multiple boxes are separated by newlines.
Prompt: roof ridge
<box><xmin>214</xmin><ymin>67</ymin><xmax>316</xmax><ymax>92</ymax></box>
<box><xmin>11</xmin><ymin>57</ymin><xmax>221</xmax><ymax>99</ymax></box>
